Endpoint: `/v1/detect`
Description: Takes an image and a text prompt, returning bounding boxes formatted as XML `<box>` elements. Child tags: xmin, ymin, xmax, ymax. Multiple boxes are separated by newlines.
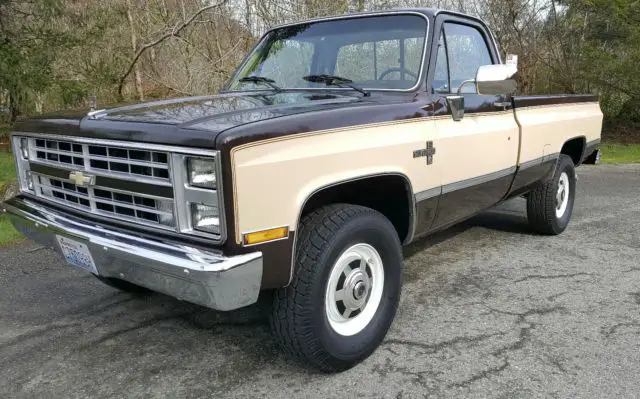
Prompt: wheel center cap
<box><xmin>353</xmin><ymin>281</ymin><xmax>367</xmax><ymax>300</ymax></box>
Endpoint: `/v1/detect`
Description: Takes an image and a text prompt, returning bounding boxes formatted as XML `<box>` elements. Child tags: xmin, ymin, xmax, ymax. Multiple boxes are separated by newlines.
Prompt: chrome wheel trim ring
<box><xmin>556</xmin><ymin>172</ymin><xmax>570</xmax><ymax>218</ymax></box>
<box><xmin>324</xmin><ymin>243</ymin><xmax>384</xmax><ymax>336</ymax></box>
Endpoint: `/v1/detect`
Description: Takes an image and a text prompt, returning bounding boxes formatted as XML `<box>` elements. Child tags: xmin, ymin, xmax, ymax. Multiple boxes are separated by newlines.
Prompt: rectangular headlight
<box><xmin>190</xmin><ymin>203</ymin><xmax>220</xmax><ymax>234</ymax></box>
<box><xmin>20</xmin><ymin>137</ymin><xmax>29</xmax><ymax>159</ymax></box>
<box><xmin>187</xmin><ymin>157</ymin><xmax>216</xmax><ymax>189</ymax></box>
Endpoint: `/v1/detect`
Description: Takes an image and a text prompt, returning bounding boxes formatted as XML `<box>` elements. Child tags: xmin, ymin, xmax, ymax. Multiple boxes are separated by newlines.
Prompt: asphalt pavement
<box><xmin>1</xmin><ymin>164</ymin><xmax>639</xmax><ymax>398</ymax></box>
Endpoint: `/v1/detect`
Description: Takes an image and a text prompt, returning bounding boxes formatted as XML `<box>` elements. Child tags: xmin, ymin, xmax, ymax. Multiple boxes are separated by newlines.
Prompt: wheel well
<box><xmin>561</xmin><ymin>137</ymin><xmax>586</xmax><ymax>165</ymax></box>
<box><xmin>301</xmin><ymin>175</ymin><xmax>412</xmax><ymax>242</ymax></box>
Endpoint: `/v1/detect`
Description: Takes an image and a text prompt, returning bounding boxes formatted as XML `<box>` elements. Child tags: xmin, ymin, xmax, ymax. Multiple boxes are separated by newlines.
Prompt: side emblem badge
<box><xmin>413</xmin><ymin>141</ymin><xmax>436</xmax><ymax>165</ymax></box>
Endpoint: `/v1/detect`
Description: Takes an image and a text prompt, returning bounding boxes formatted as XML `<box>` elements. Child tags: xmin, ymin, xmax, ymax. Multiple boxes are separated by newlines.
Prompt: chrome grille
<box><xmin>14</xmin><ymin>133</ymin><xmax>225</xmax><ymax>242</ymax></box>
<box><xmin>34</xmin><ymin>138</ymin><xmax>170</xmax><ymax>181</ymax></box>
<box><xmin>34</xmin><ymin>175</ymin><xmax>175</xmax><ymax>228</ymax></box>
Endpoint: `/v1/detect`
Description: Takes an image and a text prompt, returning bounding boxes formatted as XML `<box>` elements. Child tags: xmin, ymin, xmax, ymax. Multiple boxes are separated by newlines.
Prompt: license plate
<box><xmin>56</xmin><ymin>235</ymin><xmax>98</xmax><ymax>275</ymax></box>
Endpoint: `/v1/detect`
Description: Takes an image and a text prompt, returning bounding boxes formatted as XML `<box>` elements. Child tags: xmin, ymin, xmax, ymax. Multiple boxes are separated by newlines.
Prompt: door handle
<box><xmin>494</xmin><ymin>101</ymin><xmax>511</xmax><ymax>110</ymax></box>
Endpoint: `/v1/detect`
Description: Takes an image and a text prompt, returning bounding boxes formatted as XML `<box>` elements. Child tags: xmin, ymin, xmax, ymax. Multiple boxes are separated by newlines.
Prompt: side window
<box><xmin>444</xmin><ymin>22</ymin><xmax>493</xmax><ymax>92</ymax></box>
<box><xmin>432</xmin><ymin>22</ymin><xmax>493</xmax><ymax>94</ymax></box>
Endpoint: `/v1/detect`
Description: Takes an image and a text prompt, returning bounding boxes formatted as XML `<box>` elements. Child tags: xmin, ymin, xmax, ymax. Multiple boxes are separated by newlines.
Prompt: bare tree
<box><xmin>117</xmin><ymin>0</ymin><xmax>229</xmax><ymax>99</ymax></box>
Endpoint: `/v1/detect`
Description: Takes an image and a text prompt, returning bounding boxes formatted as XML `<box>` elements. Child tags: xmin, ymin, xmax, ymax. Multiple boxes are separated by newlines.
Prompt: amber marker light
<box><xmin>243</xmin><ymin>227</ymin><xmax>289</xmax><ymax>245</ymax></box>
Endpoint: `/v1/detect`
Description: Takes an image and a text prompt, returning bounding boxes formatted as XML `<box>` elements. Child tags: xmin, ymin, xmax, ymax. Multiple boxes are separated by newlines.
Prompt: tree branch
<box><xmin>117</xmin><ymin>0</ymin><xmax>228</xmax><ymax>100</ymax></box>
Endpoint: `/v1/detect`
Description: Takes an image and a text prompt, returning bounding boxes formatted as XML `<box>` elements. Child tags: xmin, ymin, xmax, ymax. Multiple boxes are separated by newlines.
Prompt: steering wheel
<box><xmin>378</xmin><ymin>67</ymin><xmax>418</xmax><ymax>81</ymax></box>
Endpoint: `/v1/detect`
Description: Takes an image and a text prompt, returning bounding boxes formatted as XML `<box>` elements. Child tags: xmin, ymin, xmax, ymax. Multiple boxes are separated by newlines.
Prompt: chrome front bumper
<box><xmin>2</xmin><ymin>196</ymin><xmax>262</xmax><ymax>311</ymax></box>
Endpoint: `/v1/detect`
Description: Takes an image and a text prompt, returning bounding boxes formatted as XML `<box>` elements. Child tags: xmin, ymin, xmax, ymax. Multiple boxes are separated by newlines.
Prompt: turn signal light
<box><xmin>243</xmin><ymin>227</ymin><xmax>289</xmax><ymax>245</ymax></box>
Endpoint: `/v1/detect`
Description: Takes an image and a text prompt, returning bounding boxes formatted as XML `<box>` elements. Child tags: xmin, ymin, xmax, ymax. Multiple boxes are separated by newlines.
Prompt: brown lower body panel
<box><xmin>430</xmin><ymin>168</ymin><xmax>516</xmax><ymax>230</ymax></box>
<box><xmin>506</xmin><ymin>156</ymin><xmax>558</xmax><ymax>199</ymax></box>
<box><xmin>257</xmin><ymin>233</ymin><xmax>295</xmax><ymax>289</ymax></box>
<box><xmin>411</xmin><ymin>159</ymin><xmax>558</xmax><ymax>240</ymax></box>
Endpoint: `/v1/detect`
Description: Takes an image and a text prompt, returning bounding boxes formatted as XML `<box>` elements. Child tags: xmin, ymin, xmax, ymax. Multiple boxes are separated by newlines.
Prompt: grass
<box><xmin>599</xmin><ymin>143</ymin><xmax>640</xmax><ymax>164</ymax></box>
<box><xmin>0</xmin><ymin>151</ymin><xmax>23</xmax><ymax>246</ymax></box>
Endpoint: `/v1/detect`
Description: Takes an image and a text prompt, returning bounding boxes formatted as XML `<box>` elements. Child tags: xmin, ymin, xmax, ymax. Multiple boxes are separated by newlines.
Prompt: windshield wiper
<box><xmin>238</xmin><ymin>76</ymin><xmax>282</xmax><ymax>92</ymax></box>
<box><xmin>302</xmin><ymin>74</ymin><xmax>370</xmax><ymax>97</ymax></box>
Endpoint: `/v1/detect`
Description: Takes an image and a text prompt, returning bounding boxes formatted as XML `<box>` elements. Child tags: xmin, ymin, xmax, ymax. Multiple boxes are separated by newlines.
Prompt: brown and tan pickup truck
<box><xmin>4</xmin><ymin>8</ymin><xmax>602</xmax><ymax>371</ymax></box>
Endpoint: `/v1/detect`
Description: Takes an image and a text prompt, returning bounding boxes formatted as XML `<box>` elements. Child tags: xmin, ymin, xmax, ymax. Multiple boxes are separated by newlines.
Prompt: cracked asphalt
<box><xmin>1</xmin><ymin>164</ymin><xmax>639</xmax><ymax>398</ymax></box>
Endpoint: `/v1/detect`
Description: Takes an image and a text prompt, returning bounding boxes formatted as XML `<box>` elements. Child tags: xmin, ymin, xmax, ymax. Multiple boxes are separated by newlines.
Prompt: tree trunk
<box><xmin>8</xmin><ymin>90</ymin><xmax>20</xmax><ymax>125</ymax></box>
<box><xmin>125</xmin><ymin>0</ymin><xmax>145</xmax><ymax>101</ymax></box>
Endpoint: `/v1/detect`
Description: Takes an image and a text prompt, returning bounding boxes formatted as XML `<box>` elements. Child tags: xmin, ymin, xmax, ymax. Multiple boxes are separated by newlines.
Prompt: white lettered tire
<box><xmin>270</xmin><ymin>204</ymin><xmax>403</xmax><ymax>372</ymax></box>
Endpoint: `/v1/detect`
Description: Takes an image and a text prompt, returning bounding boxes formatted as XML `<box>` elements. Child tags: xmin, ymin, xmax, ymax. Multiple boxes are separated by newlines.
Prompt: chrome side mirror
<box><xmin>475</xmin><ymin>64</ymin><xmax>518</xmax><ymax>96</ymax></box>
<box><xmin>447</xmin><ymin>64</ymin><xmax>518</xmax><ymax>121</ymax></box>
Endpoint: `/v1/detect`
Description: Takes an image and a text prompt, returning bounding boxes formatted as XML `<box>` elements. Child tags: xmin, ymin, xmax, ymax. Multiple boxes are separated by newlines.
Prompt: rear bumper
<box><xmin>2</xmin><ymin>196</ymin><xmax>262</xmax><ymax>311</ymax></box>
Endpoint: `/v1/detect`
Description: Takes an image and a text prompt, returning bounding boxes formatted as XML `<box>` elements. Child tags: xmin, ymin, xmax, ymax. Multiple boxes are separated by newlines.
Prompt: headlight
<box><xmin>20</xmin><ymin>138</ymin><xmax>29</xmax><ymax>159</ymax></box>
<box><xmin>190</xmin><ymin>203</ymin><xmax>220</xmax><ymax>234</ymax></box>
<box><xmin>25</xmin><ymin>171</ymin><xmax>34</xmax><ymax>190</ymax></box>
<box><xmin>187</xmin><ymin>157</ymin><xmax>216</xmax><ymax>189</ymax></box>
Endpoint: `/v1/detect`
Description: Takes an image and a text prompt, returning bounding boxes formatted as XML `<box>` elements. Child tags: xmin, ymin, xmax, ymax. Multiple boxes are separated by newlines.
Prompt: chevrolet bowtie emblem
<box><xmin>69</xmin><ymin>171</ymin><xmax>96</xmax><ymax>187</ymax></box>
<box><xmin>413</xmin><ymin>140</ymin><xmax>436</xmax><ymax>165</ymax></box>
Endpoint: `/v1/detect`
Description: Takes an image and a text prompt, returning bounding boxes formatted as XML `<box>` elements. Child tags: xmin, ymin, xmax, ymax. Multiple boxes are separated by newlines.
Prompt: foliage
<box><xmin>599</xmin><ymin>143</ymin><xmax>640</xmax><ymax>164</ymax></box>
<box><xmin>0</xmin><ymin>151</ymin><xmax>21</xmax><ymax>246</ymax></box>
<box><xmin>0</xmin><ymin>0</ymin><xmax>638</xmax><ymax>132</ymax></box>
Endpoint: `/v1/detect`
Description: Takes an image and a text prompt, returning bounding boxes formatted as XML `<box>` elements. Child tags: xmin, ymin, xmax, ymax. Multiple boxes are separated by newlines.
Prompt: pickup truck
<box><xmin>3</xmin><ymin>8</ymin><xmax>602</xmax><ymax>372</ymax></box>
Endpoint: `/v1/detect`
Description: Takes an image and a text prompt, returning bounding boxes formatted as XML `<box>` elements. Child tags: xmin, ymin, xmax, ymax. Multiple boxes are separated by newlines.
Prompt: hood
<box><xmin>96</xmin><ymin>91</ymin><xmax>364</xmax><ymax>131</ymax></box>
<box><xmin>12</xmin><ymin>91</ymin><xmax>373</xmax><ymax>148</ymax></box>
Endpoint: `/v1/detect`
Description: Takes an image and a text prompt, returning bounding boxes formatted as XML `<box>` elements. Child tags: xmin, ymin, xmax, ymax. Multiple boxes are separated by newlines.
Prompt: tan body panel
<box><xmin>434</xmin><ymin>111</ymin><xmax>519</xmax><ymax>186</ymax></box>
<box><xmin>232</xmin><ymin>102</ymin><xmax>602</xmax><ymax>245</ymax></box>
<box><xmin>515</xmin><ymin>102</ymin><xmax>603</xmax><ymax>164</ymax></box>
<box><xmin>231</xmin><ymin>119</ymin><xmax>438</xmax><ymax>243</ymax></box>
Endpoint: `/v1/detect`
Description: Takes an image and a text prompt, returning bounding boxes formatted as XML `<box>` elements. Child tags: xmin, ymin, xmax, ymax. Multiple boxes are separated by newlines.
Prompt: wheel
<box><xmin>94</xmin><ymin>275</ymin><xmax>151</xmax><ymax>294</ymax></box>
<box><xmin>270</xmin><ymin>204</ymin><xmax>403</xmax><ymax>372</ymax></box>
<box><xmin>526</xmin><ymin>154</ymin><xmax>576</xmax><ymax>235</ymax></box>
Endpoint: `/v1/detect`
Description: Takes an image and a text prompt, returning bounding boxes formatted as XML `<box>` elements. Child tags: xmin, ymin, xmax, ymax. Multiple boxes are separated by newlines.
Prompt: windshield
<box><xmin>227</xmin><ymin>14</ymin><xmax>428</xmax><ymax>92</ymax></box>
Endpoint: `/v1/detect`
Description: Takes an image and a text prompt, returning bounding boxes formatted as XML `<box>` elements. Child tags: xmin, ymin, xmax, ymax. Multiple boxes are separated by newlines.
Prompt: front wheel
<box><xmin>526</xmin><ymin>154</ymin><xmax>576</xmax><ymax>235</ymax></box>
<box><xmin>270</xmin><ymin>204</ymin><xmax>403</xmax><ymax>372</ymax></box>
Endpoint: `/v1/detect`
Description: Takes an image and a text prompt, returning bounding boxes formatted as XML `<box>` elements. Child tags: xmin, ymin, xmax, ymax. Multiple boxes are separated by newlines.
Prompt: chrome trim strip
<box><xmin>414</xmin><ymin>186</ymin><xmax>442</xmax><ymax>202</ymax></box>
<box><xmin>518</xmin><ymin>153</ymin><xmax>560</xmax><ymax>171</ymax></box>
<box><xmin>29</xmin><ymin>159</ymin><xmax>173</xmax><ymax>187</ymax></box>
<box><xmin>518</xmin><ymin>157</ymin><xmax>544</xmax><ymax>171</ymax></box>
<box><xmin>3</xmin><ymin>197</ymin><xmax>262</xmax><ymax>311</ymax></box>
<box><xmin>224</xmin><ymin>11</ymin><xmax>430</xmax><ymax>94</ymax></box>
<box><xmin>544</xmin><ymin>152</ymin><xmax>561</xmax><ymax>163</ymax></box>
<box><xmin>442</xmin><ymin>166</ymin><xmax>517</xmax><ymax>194</ymax></box>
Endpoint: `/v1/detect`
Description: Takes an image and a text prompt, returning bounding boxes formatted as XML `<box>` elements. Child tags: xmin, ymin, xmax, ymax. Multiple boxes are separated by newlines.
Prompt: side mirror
<box><xmin>475</xmin><ymin>64</ymin><xmax>518</xmax><ymax>96</ymax></box>
<box><xmin>447</xmin><ymin>64</ymin><xmax>518</xmax><ymax>121</ymax></box>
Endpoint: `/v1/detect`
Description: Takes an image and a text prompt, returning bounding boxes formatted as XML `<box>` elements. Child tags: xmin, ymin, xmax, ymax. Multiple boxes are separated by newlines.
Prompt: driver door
<box><xmin>429</xmin><ymin>18</ymin><xmax>519</xmax><ymax>229</ymax></box>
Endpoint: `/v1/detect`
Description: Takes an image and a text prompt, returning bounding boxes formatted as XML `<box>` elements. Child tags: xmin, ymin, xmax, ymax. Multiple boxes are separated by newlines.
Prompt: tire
<box><xmin>526</xmin><ymin>154</ymin><xmax>576</xmax><ymax>235</ymax></box>
<box><xmin>270</xmin><ymin>204</ymin><xmax>403</xmax><ymax>372</ymax></box>
<box><xmin>94</xmin><ymin>276</ymin><xmax>151</xmax><ymax>294</ymax></box>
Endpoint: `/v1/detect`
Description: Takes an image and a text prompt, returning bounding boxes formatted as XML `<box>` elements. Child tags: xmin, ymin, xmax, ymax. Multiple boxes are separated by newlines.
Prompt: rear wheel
<box><xmin>527</xmin><ymin>154</ymin><xmax>576</xmax><ymax>235</ymax></box>
<box><xmin>270</xmin><ymin>204</ymin><xmax>403</xmax><ymax>372</ymax></box>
